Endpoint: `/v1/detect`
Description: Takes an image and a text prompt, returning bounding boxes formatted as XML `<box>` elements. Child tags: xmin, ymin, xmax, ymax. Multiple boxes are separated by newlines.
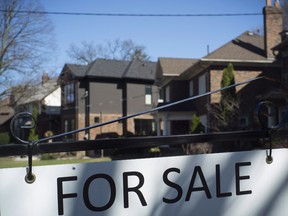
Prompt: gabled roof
<box><xmin>156</xmin><ymin>58</ymin><xmax>199</xmax><ymax>86</ymax></box>
<box><xmin>179</xmin><ymin>31</ymin><xmax>276</xmax><ymax>80</ymax></box>
<box><xmin>157</xmin><ymin>58</ymin><xmax>198</xmax><ymax>76</ymax></box>
<box><xmin>202</xmin><ymin>31</ymin><xmax>267</xmax><ymax>62</ymax></box>
<box><xmin>15</xmin><ymin>78</ymin><xmax>60</xmax><ymax>105</ymax></box>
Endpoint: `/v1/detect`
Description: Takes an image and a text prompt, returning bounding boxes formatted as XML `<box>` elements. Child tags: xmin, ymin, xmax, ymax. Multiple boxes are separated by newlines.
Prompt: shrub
<box><xmin>0</xmin><ymin>132</ymin><xmax>10</xmax><ymax>145</ymax></box>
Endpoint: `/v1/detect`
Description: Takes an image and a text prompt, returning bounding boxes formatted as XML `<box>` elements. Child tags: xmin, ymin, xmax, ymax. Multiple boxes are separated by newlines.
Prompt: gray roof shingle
<box><xmin>202</xmin><ymin>31</ymin><xmax>267</xmax><ymax>61</ymax></box>
<box><xmin>16</xmin><ymin>78</ymin><xmax>59</xmax><ymax>105</ymax></box>
<box><xmin>157</xmin><ymin>58</ymin><xmax>199</xmax><ymax>76</ymax></box>
<box><xmin>66</xmin><ymin>64</ymin><xmax>88</xmax><ymax>77</ymax></box>
<box><xmin>86</xmin><ymin>59</ymin><xmax>130</xmax><ymax>78</ymax></box>
<box><xmin>123</xmin><ymin>59</ymin><xmax>156</xmax><ymax>80</ymax></box>
<box><xmin>65</xmin><ymin>58</ymin><xmax>157</xmax><ymax>81</ymax></box>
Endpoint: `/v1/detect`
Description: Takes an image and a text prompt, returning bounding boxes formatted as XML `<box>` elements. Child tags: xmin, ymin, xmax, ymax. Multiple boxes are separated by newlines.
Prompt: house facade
<box><xmin>8</xmin><ymin>75</ymin><xmax>61</xmax><ymax>141</ymax></box>
<box><xmin>59</xmin><ymin>58</ymin><xmax>158</xmax><ymax>141</ymax></box>
<box><xmin>0</xmin><ymin>97</ymin><xmax>14</xmax><ymax>144</ymax></box>
<box><xmin>155</xmin><ymin>58</ymin><xmax>198</xmax><ymax>135</ymax></box>
<box><xmin>156</xmin><ymin>1</ymin><xmax>284</xmax><ymax>135</ymax></box>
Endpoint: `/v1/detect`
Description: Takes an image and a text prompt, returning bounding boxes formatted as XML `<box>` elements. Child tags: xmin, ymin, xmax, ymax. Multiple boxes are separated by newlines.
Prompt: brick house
<box><xmin>59</xmin><ymin>58</ymin><xmax>158</xmax><ymax>141</ymax></box>
<box><xmin>156</xmin><ymin>0</ymin><xmax>284</xmax><ymax>135</ymax></box>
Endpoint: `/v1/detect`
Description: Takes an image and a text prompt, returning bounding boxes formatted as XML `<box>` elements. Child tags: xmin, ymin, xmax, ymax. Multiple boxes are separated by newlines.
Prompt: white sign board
<box><xmin>1</xmin><ymin>149</ymin><xmax>288</xmax><ymax>216</ymax></box>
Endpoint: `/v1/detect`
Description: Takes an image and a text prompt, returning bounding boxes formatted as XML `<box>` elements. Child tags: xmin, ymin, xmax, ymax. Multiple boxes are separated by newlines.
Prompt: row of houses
<box><xmin>0</xmin><ymin>1</ymin><xmax>287</xmax><ymax>146</ymax></box>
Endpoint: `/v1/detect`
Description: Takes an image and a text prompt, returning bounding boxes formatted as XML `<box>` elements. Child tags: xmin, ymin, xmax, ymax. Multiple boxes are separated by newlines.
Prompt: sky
<box><xmin>39</xmin><ymin>0</ymin><xmax>266</xmax><ymax>73</ymax></box>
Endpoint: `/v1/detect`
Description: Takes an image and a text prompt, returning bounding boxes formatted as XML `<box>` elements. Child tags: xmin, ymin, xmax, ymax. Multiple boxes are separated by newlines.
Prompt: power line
<box><xmin>0</xmin><ymin>9</ymin><xmax>263</xmax><ymax>17</ymax></box>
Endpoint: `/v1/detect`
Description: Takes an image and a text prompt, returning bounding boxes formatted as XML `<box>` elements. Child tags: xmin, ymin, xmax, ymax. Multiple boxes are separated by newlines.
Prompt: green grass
<box><xmin>0</xmin><ymin>157</ymin><xmax>111</xmax><ymax>169</ymax></box>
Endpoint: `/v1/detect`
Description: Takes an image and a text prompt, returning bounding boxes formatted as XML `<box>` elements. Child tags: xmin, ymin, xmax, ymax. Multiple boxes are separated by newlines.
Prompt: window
<box><xmin>64</xmin><ymin>83</ymin><xmax>75</xmax><ymax>104</ymax></box>
<box><xmin>64</xmin><ymin>119</ymin><xmax>75</xmax><ymax>140</ymax></box>
<box><xmin>165</xmin><ymin>86</ymin><xmax>170</xmax><ymax>103</ymax></box>
<box><xmin>94</xmin><ymin>117</ymin><xmax>100</xmax><ymax>123</ymax></box>
<box><xmin>158</xmin><ymin>88</ymin><xmax>164</xmax><ymax>103</ymax></box>
<box><xmin>134</xmin><ymin>119</ymin><xmax>156</xmax><ymax>136</ymax></box>
<box><xmin>189</xmin><ymin>80</ymin><xmax>194</xmax><ymax>96</ymax></box>
<box><xmin>198</xmin><ymin>74</ymin><xmax>206</xmax><ymax>95</ymax></box>
<box><xmin>145</xmin><ymin>85</ymin><xmax>152</xmax><ymax>105</ymax></box>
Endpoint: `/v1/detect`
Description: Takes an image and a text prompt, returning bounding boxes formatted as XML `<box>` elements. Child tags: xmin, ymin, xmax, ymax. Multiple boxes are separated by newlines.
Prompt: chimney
<box><xmin>266</xmin><ymin>0</ymin><xmax>272</xmax><ymax>6</ymax></box>
<box><xmin>263</xmin><ymin>0</ymin><xmax>283</xmax><ymax>59</ymax></box>
<box><xmin>42</xmin><ymin>73</ymin><xmax>50</xmax><ymax>84</ymax></box>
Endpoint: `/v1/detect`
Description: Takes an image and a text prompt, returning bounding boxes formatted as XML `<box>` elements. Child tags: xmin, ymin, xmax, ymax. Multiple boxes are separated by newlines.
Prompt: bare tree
<box><xmin>107</xmin><ymin>39</ymin><xmax>150</xmax><ymax>61</ymax></box>
<box><xmin>66</xmin><ymin>41</ymin><xmax>106</xmax><ymax>65</ymax></box>
<box><xmin>0</xmin><ymin>0</ymin><xmax>54</xmax><ymax>95</ymax></box>
<box><xmin>67</xmin><ymin>38</ymin><xmax>150</xmax><ymax>64</ymax></box>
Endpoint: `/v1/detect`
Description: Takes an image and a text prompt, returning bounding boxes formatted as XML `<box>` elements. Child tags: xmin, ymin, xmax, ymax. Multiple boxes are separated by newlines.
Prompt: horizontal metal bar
<box><xmin>0</xmin><ymin>130</ymin><xmax>275</xmax><ymax>157</ymax></box>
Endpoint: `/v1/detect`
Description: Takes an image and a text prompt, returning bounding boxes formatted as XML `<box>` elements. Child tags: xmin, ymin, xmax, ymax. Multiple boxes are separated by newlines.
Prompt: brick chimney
<box><xmin>42</xmin><ymin>73</ymin><xmax>50</xmax><ymax>84</ymax></box>
<box><xmin>266</xmin><ymin>0</ymin><xmax>272</xmax><ymax>6</ymax></box>
<box><xmin>263</xmin><ymin>0</ymin><xmax>283</xmax><ymax>59</ymax></box>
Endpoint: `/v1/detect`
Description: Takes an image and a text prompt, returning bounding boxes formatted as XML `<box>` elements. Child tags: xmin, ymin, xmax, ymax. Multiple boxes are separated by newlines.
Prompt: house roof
<box><xmin>63</xmin><ymin>58</ymin><xmax>157</xmax><ymax>82</ymax></box>
<box><xmin>179</xmin><ymin>31</ymin><xmax>276</xmax><ymax>80</ymax></box>
<box><xmin>65</xmin><ymin>64</ymin><xmax>88</xmax><ymax>77</ymax></box>
<box><xmin>86</xmin><ymin>59</ymin><xmax>130</xmax><ymax>78</ymax></box>
<box><xmin>15</xmin><ymin>78</ymin><xmax>60</xmax><ymax>105</ymax></box>
<box><xmin>156</xmin><ymin>58</ymin><xmax>199</xmax><ymax>86</ymax></box>
<box><xmin>202</xmin><ymin>31</ymin><xmax>267</xmax><ymax>62</ymax></box>
<box><xmin>157</xmin><ymin>58</ymin><xmax>199</xmax><ymax>76</ymax></box>
<box><xmin>123</xmin><ymin>59</ymin><xmax>156</xmax><ymax>80</ymax></box>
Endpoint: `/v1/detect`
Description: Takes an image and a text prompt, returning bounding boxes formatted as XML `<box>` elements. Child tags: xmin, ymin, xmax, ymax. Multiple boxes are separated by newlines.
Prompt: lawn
<box><xmin>0</xmin><ymin>156</ymin><xmax>111</xmax><ymax>169</ymax></box>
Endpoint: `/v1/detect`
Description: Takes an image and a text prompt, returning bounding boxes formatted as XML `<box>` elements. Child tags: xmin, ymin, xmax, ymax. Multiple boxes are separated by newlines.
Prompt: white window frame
<box><xmin>145</xmin><ymin>85</ymin><xmax>152</xmax><ymax>105</ymax></box>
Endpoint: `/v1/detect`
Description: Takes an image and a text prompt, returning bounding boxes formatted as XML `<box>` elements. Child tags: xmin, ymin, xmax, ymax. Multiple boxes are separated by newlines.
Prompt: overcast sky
<box><xmin>39</xmin><ymin>0</ymin><xmax>266</xmax><ymax>72</ymax></box>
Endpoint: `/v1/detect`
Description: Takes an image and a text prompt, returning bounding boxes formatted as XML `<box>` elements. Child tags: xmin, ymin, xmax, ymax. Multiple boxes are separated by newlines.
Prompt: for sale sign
<box><xmin>1</xmin><ymin>149</ymin><xmax>288</xmax><ymax>216</ymax></box>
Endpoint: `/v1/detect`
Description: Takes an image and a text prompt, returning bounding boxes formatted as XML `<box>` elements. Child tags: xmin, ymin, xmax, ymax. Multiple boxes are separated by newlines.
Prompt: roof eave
<box><xmin>200</xmin><ymin>58</ymin><xmax>282</xmax><ymax>68</ymax></box>
<box><xmin>201</xmin><ymin>58</ymin><xmax>275</xmax><ymax>63</ymax></box>
<box><xmin>179</xmin><ymin>61</ymin><xmax>211</xmax><ymax>80</ymax></box>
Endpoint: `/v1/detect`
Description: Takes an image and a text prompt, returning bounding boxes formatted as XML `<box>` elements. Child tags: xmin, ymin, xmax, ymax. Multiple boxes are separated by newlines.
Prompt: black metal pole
<box><xmin>85</xmin><ymin>90</ymin><xmax>90</xmax><ymax>140</ymax></box>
